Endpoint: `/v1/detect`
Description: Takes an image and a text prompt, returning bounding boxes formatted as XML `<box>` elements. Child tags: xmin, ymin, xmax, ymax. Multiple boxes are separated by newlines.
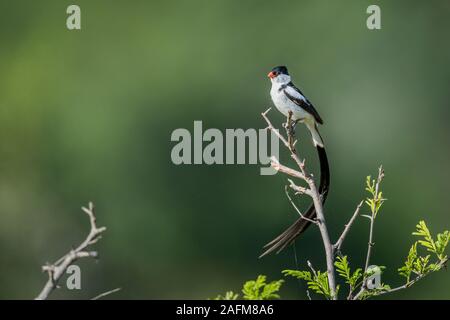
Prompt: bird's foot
<box><xmin>290</xmin><ymin>125</ymin><xmax>296</xmax><ymax>136</ymax></box>
<box><xmin>288</xmin><ymin>120</ymin><xmax>299</xmax><ymax>137</ymax></box>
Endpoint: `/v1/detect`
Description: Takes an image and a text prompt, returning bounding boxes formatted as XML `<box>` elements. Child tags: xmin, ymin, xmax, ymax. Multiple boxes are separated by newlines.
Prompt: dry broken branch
<box><xmin>35</xmin><ymin>202</ymin><xmax>106</xmax><ymax>300</ymax></box>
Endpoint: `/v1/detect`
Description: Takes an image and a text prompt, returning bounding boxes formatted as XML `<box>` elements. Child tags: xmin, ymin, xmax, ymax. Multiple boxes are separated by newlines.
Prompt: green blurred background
<box><xmin>0</xmin><ymin>0</ymin><xmax>449</xmax><ymax>299</ymax></box>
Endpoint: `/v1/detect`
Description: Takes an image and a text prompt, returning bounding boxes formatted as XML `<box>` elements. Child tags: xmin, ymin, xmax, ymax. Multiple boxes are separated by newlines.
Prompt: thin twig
<box><xmin>334</xmin><ymin>200</ymin><xmax>364</xmax><ymax>253</ymax></box>
<box><xmin>284</xmin><ymin>185</ymin><xmax>317</xmax><ymax>224</ymax></box>
<box><xmin>287</xmin><ymin>179</ymin><xmax>311</xmax><ymax>197</ymax></box>
<box><xmin>307</xmin><ymin>260</ymin><xmax>318</xmax><ymax>278</ymax></box>
<box><xmin>354</xmin><ymin>167</ymin><xmax>385</xmax><ymax>299</ymax></box>
<box><xmin>306</xmin><ymin>290</ymin><xmax>312</xmax><ymax>300</ymax></box>
<box><xmin>262</xmin><ymin>108</ymin><xmax>306</xmax><ymax>171</ymax></box>
<box><xmin>91</xmin><ymin>287</ymin><xmax>122</xmax><ymax>300</ymax></box>
<box><xmin>35</xmin><ymin>202</ymin><xmax>106</xmax><ymax>300</ymax></box>
<box><xmin>364</xmin><ymin>166</ymin><xmax>384</xmax><ymax>271</ymax></box>
<box><xmin>262</xmin><ymin>108</ymin><xmax>290</xmax><ymax>148</ymax></box>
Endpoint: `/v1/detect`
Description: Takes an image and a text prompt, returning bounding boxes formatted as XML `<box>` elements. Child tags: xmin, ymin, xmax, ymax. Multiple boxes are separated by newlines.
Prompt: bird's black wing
<box><xmin>283</xmin><ymin>82</ymin><xmax>323</xmax><ymax>124</ymax></box>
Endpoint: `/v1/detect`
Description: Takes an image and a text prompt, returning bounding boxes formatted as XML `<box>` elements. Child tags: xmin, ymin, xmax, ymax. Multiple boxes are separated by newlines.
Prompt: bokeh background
<box><xmin>0</xmin><ymin>0</ymin><xmax>449</xmax><ymax>299</ymax></box>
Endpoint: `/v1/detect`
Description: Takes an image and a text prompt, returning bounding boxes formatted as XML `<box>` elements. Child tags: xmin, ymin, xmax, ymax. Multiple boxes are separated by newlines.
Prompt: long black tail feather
<box><xmin>259</xmin><ymin>139</ymin><xmax>330</xmax><ymax>258</ymax></box>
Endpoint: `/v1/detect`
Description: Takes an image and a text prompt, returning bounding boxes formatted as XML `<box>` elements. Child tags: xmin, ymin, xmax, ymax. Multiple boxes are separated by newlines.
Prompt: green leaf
<box><xmin>398</xmin><ymin>242</ymin><xmax>417</xmax><ymax>282</ymax></box>
<box><xmin>261</xmin><ymin>279</ymin><xmax>284</xmax><ymax>300</ymax></box>
<box><xmin>435</xmin><ymin>231</ymin><xmax>450</xmax><ymax>260</ymax></box>
<box><xmin>365</xmin><ymin>176</ymin><xmax>375</xmax><ymax>194</ymax></box>
<box><xmin>283</xmin><ymin>269</ymin><xmax>331</xmax><ymax>299</ymax></box>
<box><xmin>398</xmin><ymin>222</ymin><xmax>449</xmax><ymax>286</ymax></box>
<box><xmin>358</xmin><ymin>283</ymin><xmax>391</xmax><ymax>300</ymax></box>
<box><xmin>413</xmin><ymin>221</ymin><xmax>449</xmax><ymax>262</ymax></box>
<box><xmin>213</xmin><ymin>291</ymin><xmax>239</xmax><ymax>300</ymax></box>
<box><xmin>242</xmin><ymin>275</ymin><xmax>284</xmax><ymax>300</ymax></box>
<box><xmin>334</xmin><ymin>256</ymin><xmax>362</xmax><ymax>295</ymax></box>
<box><xmin>350</xmin><ymin>268</ymin><xmax>363</xmax><ymax>288</ymax></box>
<box><xmin>282</xmin><ymin>269</ymin><xmax>312</xmax><ymax>281</ymax></box>
<box><xmin>364</xmin><ymin>173</ymin><xmax>386</xmax><ymax>218</ymax></box>
<box><xmin>413</xmin><ymin>221</ymin><xmax>437</xmax><ymax>254</ymax></box>
<box><xmin>335</xmin><ymin>256</ymin><xmax>350</xmax><ymax>279</ymax></box>
<box><xmin>413</xmin><ymin>255</ymin><xmax>431</xmax><ymax>274</ymax></box>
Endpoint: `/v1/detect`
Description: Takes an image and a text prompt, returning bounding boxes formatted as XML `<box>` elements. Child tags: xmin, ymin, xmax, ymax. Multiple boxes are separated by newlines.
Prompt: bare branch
<box><xmin>305</xmin><ymin>173</ymin><xmax>337</xmax><ymax>299</ymax></box>
<box><xmin>306</xmin><ymin>290</ymin><xmax>312</xmax><ymax>300</ymax></box>
<box><xmin>270</xmin><ymin>156</ymin><xmax>306</xmax><ymax>180</ymax></box>
<box><xmin>35</xmin><ymin>202</ymin><xmax>107</xmax><ymax>300</ymax></box>
<box><xmin>333</xmin><ymin>200</ymin><xmax>364</xmax><ymax>252</ymax></box>
<box><xmin>307</xmin><ymin>260</ymin><xmax>318</xmax><ymax>278</ymax></box>
<box><xmin>262</xmin><ymin>108</ymin><xmax>307</xmax><ymax>172</ymax></box>
<box><xmin>262</xmin><ymin>109</ymin><xmax>337</xmax><ymax>299</ymax></box>
<box><xmin>262</xmin><ymin>108</ymin><xmax>290</xmax><ymax>148</ymax></box>
<box><xmin>287</xmin><ymin>179</ymin><xmax>312</xmax><ymax>198</ymax></box>
<box><xmin>284</xmin><ymin>185</ymin><xmax>317</xmax><ymax>224</ymax></box>
<box><xmin>91</xmin><ymin>287</ymin><xmax>122</xmax><ymax>300</ymax></box>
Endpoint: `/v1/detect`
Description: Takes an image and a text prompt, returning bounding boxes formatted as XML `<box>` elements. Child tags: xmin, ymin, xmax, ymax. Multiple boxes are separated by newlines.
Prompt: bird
<box><xmin>260</xmin><ymin>65</ymin><xmax>330</xmax><ymax>258</ymax></box>
<box><xmin>267</xmin><ymin>66</ymin><xmax>323</xmax><ymax>147</ymax></box>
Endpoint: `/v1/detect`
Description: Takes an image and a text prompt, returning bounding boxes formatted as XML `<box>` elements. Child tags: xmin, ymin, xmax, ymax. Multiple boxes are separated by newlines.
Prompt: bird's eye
<box><xmin>273</xmin><ymin>72</ymin><xmax>278</xmax><ymax>76</ymax></box>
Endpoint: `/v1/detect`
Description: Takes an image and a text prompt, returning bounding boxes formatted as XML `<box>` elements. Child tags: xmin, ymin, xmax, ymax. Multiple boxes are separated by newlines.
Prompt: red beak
<box><xmin>267</xmin><ymin>71</ymin><xmax>276</xmax><ymax>79</ymax></box>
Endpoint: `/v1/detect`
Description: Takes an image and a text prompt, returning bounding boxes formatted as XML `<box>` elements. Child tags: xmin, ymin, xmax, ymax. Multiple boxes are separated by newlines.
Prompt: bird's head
<box><xmin>267</xmin><ymin>66</ymin><xmax>291</xmax><ymax>84</ymax></box>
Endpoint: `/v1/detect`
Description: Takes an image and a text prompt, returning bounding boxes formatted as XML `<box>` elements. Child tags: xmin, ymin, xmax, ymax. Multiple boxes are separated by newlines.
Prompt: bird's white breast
<box><xmin>270</xmin><ymin>84</ymin><xmax>310</xmax><ymax>121</ymax></box>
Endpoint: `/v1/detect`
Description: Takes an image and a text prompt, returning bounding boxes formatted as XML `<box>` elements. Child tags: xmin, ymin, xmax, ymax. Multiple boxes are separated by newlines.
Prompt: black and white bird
<box><xmin>260</xmin><ymin>65</ymin><xmax>330</xmax><ymax>258</ymax></box>
<box><xmin>267</xmin><ymin>66</ymin><xmax>323</xmax><ymax>147</ymax></box>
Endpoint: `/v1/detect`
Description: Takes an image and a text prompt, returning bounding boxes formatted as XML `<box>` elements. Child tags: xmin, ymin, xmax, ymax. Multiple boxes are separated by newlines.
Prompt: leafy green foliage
<box><xmin>279</xmin><ymin>171</ymin><xmax>447</xmax><ymax>300</ymax></box>
<box><xmin>334</xmin><ymin>256</ymin><xmax>362</xmax><ymax>289</ymax></box>
<box><xmin>260</xmin><ymin>279</ymin><xmax>284</xmax><ymax>300</ymax></box>
<box><xmin>213</xmin><ymin>291</ymin><xmax>239</xmax><ymax>300</ymax></box>
<box><xmin>413</xmin><ymin>255</ymin><xmax>431</xmax><ymax>274</ymax></box>
<box><xmin>278</xmin><ymin>170</ymin><xmax>447</xmax><ymax>300</ymax></box>
<box><xmin>414</xmin><ymin>221</ymin><xmax>437</xmax><ymax>254</ymax></box>
<box><xmin>282</xmin><ymin>269</ymin><xmax>311</xmax><ymax>280</ymax></box>
<box><xmin>435</xmin><ymin>231</ymin><xmax>450</xmax><ymax>259</ymax></box>
<box><xmin>242</xmin><ymin>275</ymin><xmax>284</xmax><ymax>300</ymax></box>
<box><xmin>282</xmin><ymin>269</ymin><xmax>334</xmax><ymax>299</ymax></box>
<box><xmin>213</xmin><ymin>275</ymin><xmax>284</xmax><ymax>300</ymax></box>
<box><xmin>413</xmin><ymin>221</ymin><xmax>450</xmax><ymax>260</ymax></box>
<box><xmin>364</xmin><ymin>175</ymin><xmax>385</xmax><ymax>218</ymax></box>
<box><xmin>358</xmin><ymin>284</ymin><xmax>391</xmax><ymax>300</ymax></box>
<box><xmin>214</xmin><ymin>220</ymin><xmax>448</xmax><ymax>300</ymax></box>
<box><xmin>398</xmin><ymin>221</ymin><xmax>449</xmax><ymax>283</ymax></box>
<box><xmin>398</xmin><ymin>243</ymin><xmax>417</xmax><ymax>282</ymax></box>
<box><xmin>214</xmin><ymin>167</ymin><xmax>448</xmax><ymax>300</ymax></box>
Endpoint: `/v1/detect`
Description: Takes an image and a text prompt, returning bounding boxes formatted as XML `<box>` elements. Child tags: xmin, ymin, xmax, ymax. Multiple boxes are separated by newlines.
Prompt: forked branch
<box><xmin>35</xmin><ymin>202</ymin><xmax>106</xmax><ymax>300</ymax></box>
<box><xmin>262</xmin><ymin>108</ymin><xmax>337</xmax><ymax>299</ymax></box>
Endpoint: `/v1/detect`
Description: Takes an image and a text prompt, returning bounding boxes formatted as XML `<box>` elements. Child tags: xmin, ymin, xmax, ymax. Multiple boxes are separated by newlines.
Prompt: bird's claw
<box><xmin>287</xmin><ymin>121</ymin><xmax>298</xmax><ymax>136</ymax></box>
